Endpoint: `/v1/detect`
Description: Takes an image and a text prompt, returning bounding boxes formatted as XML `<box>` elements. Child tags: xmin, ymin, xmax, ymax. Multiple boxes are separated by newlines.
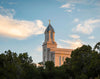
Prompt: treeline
<box><xmin>0</xmin><ymin>42</ymin><xmax>100</xmax><ymax>79</ymax></box>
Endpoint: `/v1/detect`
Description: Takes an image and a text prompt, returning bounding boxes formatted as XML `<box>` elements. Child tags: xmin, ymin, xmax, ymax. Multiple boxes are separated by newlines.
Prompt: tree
<box><xmin>63</xmin><ymin>45</ymin><xmax>99</xmax><ymax>79</ymax></box>
<box><xmin>94</xmin><ymin>42</ymin><xmax>100</xmax><ymax>53</ymax></box>
<box><xmin>0</xmin><ymin>50</ymin><xmax>21</xmax><ymax>79</ymax></box>
<box><xmin>1</xmin><ymin>43</ymin><xmax>100</xmax><ymax>79</ymax></box>
<box><xmin>44</xmin><ymin>61</ymin><xmax>55</xmax><ymax>79</ymax></box>
<box><xmin>45</xmin><ymin>61</ymin><xmax>54</xmax><ymax>70</ymax></box>
<box><xmin>0</xmin><ymin>50</ymin><xmax>39</xmax><ymax>79</ymax></box>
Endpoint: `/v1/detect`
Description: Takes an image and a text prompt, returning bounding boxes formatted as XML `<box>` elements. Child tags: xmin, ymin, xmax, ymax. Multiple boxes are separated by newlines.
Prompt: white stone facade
<box><xmin>42</xmin><ymin>23</ymin><xmax>73</xmax><ymax>66</ymax></box>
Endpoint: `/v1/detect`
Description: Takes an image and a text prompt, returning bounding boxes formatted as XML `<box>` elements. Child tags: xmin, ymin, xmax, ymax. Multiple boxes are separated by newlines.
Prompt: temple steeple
<box><xmin>49</xmin><ymin>19</ymin><xmax>50</xmax><ymax>24</ymax></box>
<box><xmin>45</xmin><ymin>20</ymin><xmax>55</xmax><ymax>33</ymax></box>
<box><xmin>44</xmin><ymin>20</ymin><xmax>55</xmax><ymax>43</ymax></box>
<box><xmin>42</xmin><ymin>21</ymin><xmax>72</xmax><ymax>66</ymax></box>
<box><xmin>42</xmin><ymin>21</ymin><xmax>57</xmax><ymax>65</ymax></box>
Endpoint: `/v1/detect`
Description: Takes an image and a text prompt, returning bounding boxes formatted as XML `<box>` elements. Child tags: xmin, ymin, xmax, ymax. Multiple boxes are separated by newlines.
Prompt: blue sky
<box><xmin>0</xmin><ymin>0</ymin><xmax>100</xmax><ymax>63</ymax></box>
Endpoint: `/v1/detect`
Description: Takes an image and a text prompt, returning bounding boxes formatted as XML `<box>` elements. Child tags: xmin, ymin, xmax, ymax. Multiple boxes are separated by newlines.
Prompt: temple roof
<box><xmin>45</xmin><ymin>24</ymin><xmax>55</xmax><ymax>33</ymax></box>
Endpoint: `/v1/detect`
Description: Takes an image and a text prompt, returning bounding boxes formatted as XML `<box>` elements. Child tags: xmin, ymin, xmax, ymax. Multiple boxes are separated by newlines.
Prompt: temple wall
<box><xmin>54</xmin><ymin>53</ymin><xmax>71</xmax><ymax>66</ymax></box>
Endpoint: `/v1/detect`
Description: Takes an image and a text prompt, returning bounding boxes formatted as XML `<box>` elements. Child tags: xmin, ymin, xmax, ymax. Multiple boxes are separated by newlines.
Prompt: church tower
<box><xmin>42</xmin><ymin>20</ymin><xmax>57</xmax><ymax>64</ymax></box>
<box><xmin>42</xmin><ymin>20</ymin><xmax>72</xmax><ymax>66</ymax></box>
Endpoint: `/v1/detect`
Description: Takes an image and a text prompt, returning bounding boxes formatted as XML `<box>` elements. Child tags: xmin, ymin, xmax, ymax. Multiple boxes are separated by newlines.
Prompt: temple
<box><xmin>42</xmin><ymin>21</ymin><xmax>73</xmax><ymax>66</ymax></box>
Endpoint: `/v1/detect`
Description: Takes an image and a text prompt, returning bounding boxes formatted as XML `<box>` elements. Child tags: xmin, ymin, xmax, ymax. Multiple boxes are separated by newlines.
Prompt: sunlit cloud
<box><xmin>73</xmin><ymin>19</ymin><xmax>100</xmax><ymax>34</ymax></box>
<box><xmin>57</xmin><ymin>42</ymin><xmax>66</xmax><ymax>48</ymax></box>
<box><xmin>61</xmin><ymin>3</ymin><xmax>72</xmax><ymax>8</ymax></box>
<box><xmin>74</xmin><ymin>18</ymin><xmax>79</xmax><ymax>22</ymax></box>
<box><xmin>0</xmin><ymin>6</ymin><xmax>15</xmax><ymax>18</ymax></box>
<box><xmin>36</xmin><ymin>45</ymin><xmax>42</xmax><ymax>52</ymax></box>
<box><xmin>69</xmin><ymin>34</ymin><xmax>80</xmax><ymax>39</ymax></box>
<box><xmin>59</xmin><ymin>39</ymin><xmax>83</xmax><ymax>49</ymax></box>
<box><xmin>0</xmin><ymin>6</ymin><xmax>46</xmax><ymax>40</ymax></box>
<box><xmin>0</xmin><ymin>15</ymin><xmax>46</xmax><ymax>40</ymax></box>
<box><xmin>88</xmin><ymin>36</ymin><xmax>95</xmax><ymax>39</ymax></box>
<box><xmin>60</xmin><ymin>3</ymin><xmax>74</xmax><ymax>13</ymax></box>
<box><xmin>59</xmin><ymin>0</ymin><xmax>100</xmax><ymax>13</ymax></box>
<box><xmin>58</xmin><ymin>0</ymin><xmax>99</xmax><ymax>5</ymax></box>
<box><xmin>66</xmin><ymin>10</ymin><xmax>72</xmax><ymax>12</ymax></box>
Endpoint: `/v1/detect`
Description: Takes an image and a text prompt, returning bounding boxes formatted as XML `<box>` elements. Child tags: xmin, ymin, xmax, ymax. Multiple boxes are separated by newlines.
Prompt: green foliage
<box><xmin>45</xmin><ymin>61</ymin><xmax>54</xmax><ymax>70</ymax></box>
<box><xmin>94</xmin><ymin>42</ymin><xmax>100</xmax><ymax>53</ymax></box>
<box><xmin>44</xmin><ymin>61</ymin><xmax>55</xmax><ymax>79</ymax></box>
<box><xmin>0</xmin><ymin>42</ymin><xmax>100</xmax><ymax>79</ymax></box>
<box><xmin>38</xmin><ymin>62</ymin><xmax>43</xmax><ymax>65</ymax></box>
<box><xmin>0</xmin><ymin>50</ymin><xmax>38</xmax><ymax>79</ymax></box>
<box><xmin>63</xmin><ymin>44</ymin><xmax>100</xmax><ymax>79</ymax></box>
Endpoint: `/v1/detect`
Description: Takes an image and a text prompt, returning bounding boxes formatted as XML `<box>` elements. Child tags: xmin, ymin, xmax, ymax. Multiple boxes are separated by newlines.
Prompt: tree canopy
<box><xmin>0</xmin><ymin>42</ymin><xmax>100</xmax><ymax>79</ymax></box>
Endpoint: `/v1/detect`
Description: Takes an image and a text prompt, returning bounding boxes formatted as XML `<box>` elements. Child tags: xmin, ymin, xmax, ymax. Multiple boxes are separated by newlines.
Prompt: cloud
<box><xmin>0</xmin><ymin>6</ymin><xmax>15</xmax><ymax>18</ymax></box>
<box><xmin>57</xmin><ymin>42</ymin><xmax>65</xmax><ymax>48</ymax></box>
<box><xmin>69</xmin><ymin>34</ymin><xmax>80</xmax><ymax>39</ymax></box>
<box><xmin>61</xmin><ymin>3</ymin><xmax>71</xmax><ymax>8</ymax></box>
<box><xmin>66</xmin><ymin>10</ymin><xmax>72</xmax><ymax>12</ymax></box>
<box><xmin>59</xmin><ymin>39</ymin><xmax>83</xmax><ymax>49</ymax></box>
<box><xmin>88</xmin><ymin>36</ymin><xmax>95</xmax><ymax>39</ymax></box>
<box><xmin>36</xmin><ymin>46</ymin><xmax>42</xmax><ymax>52</ymax></box>
<box><xmin>59</xmin><ymin>0</ymin><xmax>100</xmax><ymax>13</ymax></box>
<box><xmin>58</xmin><ymin>0</ymin><xmax>98</xmax><ymax>5</ymax></box>
<box><xmin>60</xmin><ymin>3</ymin><xmax>74</xmax><ymax>12</ymax></box>
<box><xmin>0</xmin><ymin>6</ymin><xmax>46</xmax><ymax>40</ymax></box>
<box><xmin>73</xmin><ymin>19</ymin><xmax>100</xmax><ymax>34</ymax></box>
<box><xmin>0</xmin><ymin>15</ymin><xmax>46</xmax><ymax>40</ymax></box>
<box><xmin>57</xmin><ymin>44</ymin><xmax>63</xmax><ymax>48</ymax></box>
<box><xmin>74</xmin><ymin>18</ymin><xmax>79</xmax><ymax>22</ymax></box>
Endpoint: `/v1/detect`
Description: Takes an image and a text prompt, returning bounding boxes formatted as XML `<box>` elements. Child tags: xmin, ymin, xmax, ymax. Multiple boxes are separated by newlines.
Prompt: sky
<box><xmin>0</xmin><ymin>0</ymin><xmax>100</xmax><ymax>63</ymax></box>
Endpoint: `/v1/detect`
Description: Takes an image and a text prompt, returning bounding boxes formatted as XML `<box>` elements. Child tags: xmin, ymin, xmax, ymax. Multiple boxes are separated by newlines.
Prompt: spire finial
<box><xmin>49</xmin><ymin>19</ymin><xmax>51</xmax><ymax>24</ymax></box>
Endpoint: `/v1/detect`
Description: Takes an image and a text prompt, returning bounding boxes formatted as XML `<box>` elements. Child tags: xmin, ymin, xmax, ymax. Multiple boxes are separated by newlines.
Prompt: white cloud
<box><xmin>57</xmin><ymin>42</ymin><xmax>65</xmax><ymax>48</ymax></box>
<box><xmin>0</xmin><ymin>15</ymin><xmax>46</xmax><ymax>40</ymax></box>
<box><xmin>57</xmin><ymin>44</ymin><xmax>63</xmax><ymax>48</ymax></box>
<box><xmin>0</xmin><ymin>7</ymin><xmax>46</xmax><ymax>40</ymax></box>
<box><xmin>73</xmin><ymin>19</ymin><xmax>100</xmax><ymax>34</ymax></box>
<box><xmin>61</xmin><ymin>3</ymin><xmax>71</xmax><ymax>8</ymax></box>
<box><xmin>74</xmin><ymin>18</ymin><xmax>79</xmax><ymax>22</ymax></box>
<box><xmin>69</xmin><ymin>34</ymin><xmax>80</xmax><ymax>39</ymax></box>
<box><xmin>60</xmin><ymin>3</ymin><xmax>74</xmax><ymax>12</ymax></box>
<box><xmin>88</xmin><ymin>36</ymin><xmax>95</xmax><ymax>39</ymax></box>
<box><xmin>0</xmin><ymin>6</ymin><xmax>15</xmax><ymax>18</ymax></box>
<box><xmin>36</xmin><ymin>46</ymin><xmax>42</xmax><ymax>52</ymax></box>
<box><xmin>59</xmin><ymin>0</ymin><xmax>100</xmax><ymax>13</ymax></box>
<box><xmin>66</xmin><ymin>10</ymin><xmax>72</xmax><ymax>12</ymax></box>
<box><xmin>58</xmin><ymin>0</ymin><xmax>97</xmax><ymax>5</ymax></box>
<box><xmin>59</xmin><ymin>39</ymin><xmax>83</xmax><ymax>49</ymax></box>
